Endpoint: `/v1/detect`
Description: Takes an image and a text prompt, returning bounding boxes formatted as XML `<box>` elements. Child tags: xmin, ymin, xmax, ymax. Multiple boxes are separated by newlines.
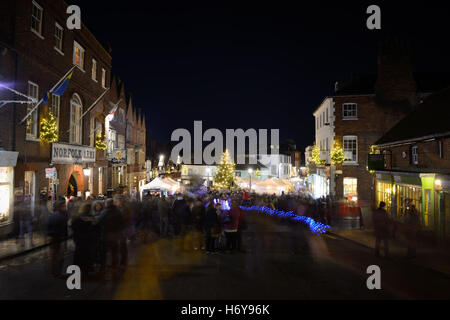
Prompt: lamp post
<box><xmin>248</xmin><ymin>168</ymin><xmax>253</xmax><ymax>192</ymax></box>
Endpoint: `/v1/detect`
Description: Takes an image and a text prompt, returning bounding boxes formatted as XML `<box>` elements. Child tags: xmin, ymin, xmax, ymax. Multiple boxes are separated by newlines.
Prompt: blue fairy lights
<box><xmin>240</xmin><ymin>206</ymin><xmax>330</xmax><ymax>235</ymax></box>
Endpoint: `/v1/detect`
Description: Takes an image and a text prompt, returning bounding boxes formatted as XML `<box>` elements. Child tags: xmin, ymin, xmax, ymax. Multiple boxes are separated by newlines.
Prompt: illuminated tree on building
<box><xmin>39</xmin><ymin>112</ymin><xmax>58</xmax><ymax>144</ymax></box>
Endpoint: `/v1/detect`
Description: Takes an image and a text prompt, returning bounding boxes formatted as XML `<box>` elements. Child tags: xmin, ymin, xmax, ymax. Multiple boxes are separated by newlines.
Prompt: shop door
<box><xmin>67</xmin><ymin>174</ymin><xmax>78</xmax><ymax>197</ymax></box>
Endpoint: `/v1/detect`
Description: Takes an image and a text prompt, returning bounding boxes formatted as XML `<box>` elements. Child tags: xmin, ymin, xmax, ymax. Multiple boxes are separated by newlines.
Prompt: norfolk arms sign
<box><xmin>51</xmin><ymin>143</ymin><xmax>96</xmax><ymax>164</ymax></box>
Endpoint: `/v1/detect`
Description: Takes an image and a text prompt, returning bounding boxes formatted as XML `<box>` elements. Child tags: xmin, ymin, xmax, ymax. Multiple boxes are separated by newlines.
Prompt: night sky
<box><xmin>72</xmin><ymin>1</ymin><xmax>450</xmax><ymax>153</ymax></box>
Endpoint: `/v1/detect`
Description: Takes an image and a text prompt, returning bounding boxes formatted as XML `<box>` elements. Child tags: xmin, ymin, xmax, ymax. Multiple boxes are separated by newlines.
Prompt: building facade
<box><xmin>310</xmin><ymin>38</ymin><xmax>450</xmax><ymax>207</ymax></box>
<box><xmin>372</xmin><ymin>86</ymin><xmax>450</xmax><ymax>244</ymax></box>
<box><xmin>0</xmin><ymin>0</ymin><xmax>147</xmax><ymax>234</ymax></box>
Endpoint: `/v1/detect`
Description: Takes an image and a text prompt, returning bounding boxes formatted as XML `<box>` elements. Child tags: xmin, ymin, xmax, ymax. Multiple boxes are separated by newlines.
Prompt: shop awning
<box><xmin>0</xmin><ymin>151</ymin><xmax>19</xmax><ymax>167</ymax></box>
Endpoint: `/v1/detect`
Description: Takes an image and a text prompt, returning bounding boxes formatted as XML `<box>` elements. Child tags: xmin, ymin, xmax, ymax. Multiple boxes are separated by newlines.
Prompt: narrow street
<box><xmin>1</xmin><ymin>213</ymin><xmax>449</xmax><ymax>300</ymax></box>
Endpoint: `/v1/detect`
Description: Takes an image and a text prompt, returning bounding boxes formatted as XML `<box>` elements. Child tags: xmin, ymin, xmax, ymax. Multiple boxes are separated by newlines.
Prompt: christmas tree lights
<box><xmin>330</xmin><ymin>142</ymin><xmax>344</xmax><ymax>165</ymax></box>
<box><xmin>39</xmin><ymin>111</ymin><xmax>58</xmax><ymax>144</ymax></box>
<box><xmin>95</xmin><ymin>131</ymin><xmax>107</xmax><ymax>150</ymax></box>
<box><xmin>213</xmin><ymin>149</ymin><xmax>236</xmax><ymax>189</ymax></box>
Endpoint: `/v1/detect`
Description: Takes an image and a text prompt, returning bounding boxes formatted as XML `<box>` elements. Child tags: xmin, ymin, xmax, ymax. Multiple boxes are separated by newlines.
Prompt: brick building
<box><xmin>0</xmin><ymin>0</ymin><xmax>147</xmax><ymax>235</ymax></box>
<box><xmin>125</xmin><ymin>95</ymin><xmax>146</xmax><ymax>198</ymax></box>
<box><xmin>372</xmin><ymin>86</ymin><xmax>450</xmax><ymax>244</ymax></box>
<box><xmin>310</xmin><ymin>38</ymin><xmax>450</xmax><ymax>209</ymax></box>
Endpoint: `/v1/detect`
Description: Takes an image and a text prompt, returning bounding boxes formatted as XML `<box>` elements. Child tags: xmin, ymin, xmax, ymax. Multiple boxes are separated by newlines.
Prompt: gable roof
<box><xmin>375</xmin><ymin>85</ymin><xmax>450</xmax><ymax>146</ymax></box>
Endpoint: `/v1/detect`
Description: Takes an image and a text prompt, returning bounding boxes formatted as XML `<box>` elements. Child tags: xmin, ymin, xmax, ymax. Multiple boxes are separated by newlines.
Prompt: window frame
<box><xmin>411</xmin><ymin>146</ymin><xmax>419</xmax><ymax>165</ymax></box>
<box><xmin>91</xmin><ymin>59</ymin><xmax>97</xmax><ymax>81</ymax></box>
<box><xmin>31</xmin><ymin>1</ymin><xmax>44</xmax><ymax>38</ymax></box>
<box><xmin>101</xmin><ymin>68</ymin><xmax>106</xmax><ymax>88</ymax></box>
<box><xmin>343</xmin><ymin>135</ymin><xmax>358</xmax><ymax>163</ymax></box>
<box><xmin>54</xmin><ymin>22</ymin><xmax>64</xmax><ymax>54</ymax></box>
<box><xmin>26</xmin><ymin>81</ymin><xmax>39</xmax><ymax>141</ymax></box>
<box><xmin>73</xmin><ymin>41</ymin><xmax>85</xmax><ymax>70</ymax></box>
<box><xmin>51</xmin><ymin>93</ymin><xmax>60</xmax><ymax>130</ymax></box>
<box><xmin>342</xmin><ymin>103</ymin><xmax>358</xmax><ymax>120</ymax></box>
<box><xmin>70</xmin><ymin>94</ymin><xmax>83</xmax><ymax>145</ymax></box>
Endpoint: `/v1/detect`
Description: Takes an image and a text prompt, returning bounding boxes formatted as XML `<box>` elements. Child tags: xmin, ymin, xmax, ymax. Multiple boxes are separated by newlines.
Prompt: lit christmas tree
<box><xmin>330</xmin><ymin>142</ymin><xmax>344</xmax><ymax>165</ymax></box>
<box><xmin>39</xmin><ymin>111</ymin><xmax>58</xmax><ymax>144</ymax></box>
<box><xmin>311</xmin><ymin>144</ymin><xmax>326</xmax><ymax>166</ymax></box>
<box><xmin>213</xmin><ymin>149</ymin><xmax>236</xmax><ymax>189</ymax></box>
<box><xmin>95</xmin><ymin>131</ymin><xmax>107</xmax><ymax>150</ymax></box>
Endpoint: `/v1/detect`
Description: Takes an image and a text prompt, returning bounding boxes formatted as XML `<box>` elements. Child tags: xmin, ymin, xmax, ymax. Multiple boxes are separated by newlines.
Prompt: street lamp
<box><xmin>248</xmin><ymin>168</ymin><xmax>253</xmax><ymax>192</ymax></box>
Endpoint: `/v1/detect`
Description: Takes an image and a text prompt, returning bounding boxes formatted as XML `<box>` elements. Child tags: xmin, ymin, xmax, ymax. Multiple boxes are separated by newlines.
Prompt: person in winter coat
<box><xmin>405</xmin><ymin>204</ymin><xmax>420</xmax><ymax>259</ymax></box>
<box><xmin>373</xmin><ymin>201</ymin><xmax>391</xmax><ymax>258</ymax></box>
<box><xmin>71</xmin><ymin>203</ymin><xmax>96</xmax><ymax>275</ymax></box>
<box><xmin>221</xmin><ymin>201</ymin><xmax>241</xmax><ymax>253</ymax></box>
<box><xmin>18</xmin><ymin>197</ymin><xmax>33</xmax><ymax>246</ymax></box>
<box><xmin>158</xmin><ymin>196</ymin><xmax>171</xmax><ymax>237</ymax></box>
<box><xmin>204</xmin><ymin>201</ymin><xmax>221</xmax><ymax>254</ymax></box>
<box><xmin>98</xmin><ymin>199</ymin><xmax>123</xmax><ymax>273</ymax></box>
<box><xmin>47</xmin><ymin>200</ymin><xmax>68</xmax><ymax>278</ymax></box>
<box><xmin>91</xmin><ymin>200</ymin><xmax>104</xmax><ymax>266</ymax></box>
<box><xmin>114</xmin><ymin>196</ymin><xmax>131</xmax><ymax>267</ymax></box>
<box><xmin>191</xmin><ymin>199</ymin><xmax>205</xmax><ymax>250</ymax></box>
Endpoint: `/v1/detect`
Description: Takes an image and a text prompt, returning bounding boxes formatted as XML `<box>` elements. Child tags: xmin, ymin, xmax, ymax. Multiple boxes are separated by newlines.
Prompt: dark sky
<box><xmin>72</xmin><ymin>1</ymin><xmax>450</xmax><ymax>152</ymax></box>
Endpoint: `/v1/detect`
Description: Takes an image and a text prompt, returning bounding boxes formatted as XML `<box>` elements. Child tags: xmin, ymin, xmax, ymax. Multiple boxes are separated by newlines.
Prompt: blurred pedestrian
<box><xmin>405</xmin><ymin>204</ymin><xmax>420</xmax><ymax>259</ymax></box>
<box><xmin>98</xmin><ymin>199</ymin><xmax>123</xmax><ymax>275</ymax></box>
<box><xmin>115</xmin><ymin>196</ymin><xmax>130</xmax><ymax>267</ymax></box>
<box><xmin>47</xmin><ymin>200</ymin><xmax>68</xmax><ymax>278</ymax></box>
<box><xmin>204</xmin><ymin>200</ymin><xmax>221</xmax><ymax>254</ymax></box>
<box><xmin>158</xmin><ymin>196</ymin><xmax>171</xmax><ymax>237</ymax></box>
<box><xmin>373</xmin><ymin>202</ymin><xmax>391</xmax><ymax>258</ymax></box>
<box><xmin>18</xmin><ymin>196</ymin><xmax>33</xmax><ymax>247</ymax></box>
<box><xmin>191</xmin><ymin>199</ymin><xmax>205</xmax><ymax>250</ymax></box>
<box><xmin>71</xmin><ymin>203</ymin><xmax>96</xmax><ymax>275</ymax></box>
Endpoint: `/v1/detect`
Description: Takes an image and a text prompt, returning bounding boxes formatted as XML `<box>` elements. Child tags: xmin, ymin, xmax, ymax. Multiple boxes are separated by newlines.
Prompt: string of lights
<box><xmin>240</xmin><ymin>206</ymin><xmax>330</xmax><ymax>235</ymax></box>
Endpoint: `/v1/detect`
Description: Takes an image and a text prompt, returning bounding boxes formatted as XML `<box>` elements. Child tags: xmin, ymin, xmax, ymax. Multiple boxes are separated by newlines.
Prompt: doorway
<box><xmin>67</xmin><ymin>174</ymin><xmax>78</xmax><ymax>197</ymax></box>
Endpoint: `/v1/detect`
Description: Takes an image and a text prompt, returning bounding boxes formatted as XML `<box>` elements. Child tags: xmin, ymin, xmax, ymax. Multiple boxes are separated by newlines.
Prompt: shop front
<box><xmin>0</xmin><ymin>151</ymin><xmax>19</xmax><ymax>235</ymax></box>
<box><xmin>50</xmin><ymin>142</ymin><xmax>96</xmax><ymax>199</ymax></box>
<box><xmin>375</xmin><ymin>171</ymin><xmax>450</xmax><ymax>242</ymax></box>
<box><xmin>311</xmin><ymin>168</ymin><xmax>329</xmax><ymax>199</ymax></box>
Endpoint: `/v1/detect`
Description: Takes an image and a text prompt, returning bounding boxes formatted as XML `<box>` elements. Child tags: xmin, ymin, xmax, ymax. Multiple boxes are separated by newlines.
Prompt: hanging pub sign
<box><xmin>51</xmin><ymin>143</ymin><xmax>96</xmax><ymax>164</ymax></box>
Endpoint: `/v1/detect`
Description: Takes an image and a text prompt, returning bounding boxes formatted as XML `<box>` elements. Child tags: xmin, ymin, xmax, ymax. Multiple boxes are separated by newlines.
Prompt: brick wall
<box><xmin>332</xmin><ymin>95</ymin><xmax>410</xmax><ymax>204</ymax></box>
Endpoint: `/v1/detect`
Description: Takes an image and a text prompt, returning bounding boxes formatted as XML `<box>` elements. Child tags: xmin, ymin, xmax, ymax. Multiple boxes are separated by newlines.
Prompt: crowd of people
<box><xmin>9</xmin><ymin>189</ymin><xmax>421</xmax><ymax>280</ymax></box>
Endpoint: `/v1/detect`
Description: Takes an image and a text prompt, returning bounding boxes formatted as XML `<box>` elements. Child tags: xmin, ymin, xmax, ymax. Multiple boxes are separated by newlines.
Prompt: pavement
<box><xmin>0</xmin><ymin>232</ymin><xmax>50</xmax><ymax>262</ymax></box>
<box><xmin>1</xmin><ymin>214</ymin><xmax>450</xmax><ymax>299</ymax></box>
<box><xmin>328</xmin><ymin>227</ymin><xmax>450</xmax><ymax>278</ymax></box>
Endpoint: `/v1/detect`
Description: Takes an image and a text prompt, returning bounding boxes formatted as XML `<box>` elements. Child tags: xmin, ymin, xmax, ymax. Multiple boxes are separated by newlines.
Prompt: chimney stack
<box><xmin>375</xmin><ymin>36</ymin><xmax>417</xmax><ymax>107</ymax></box>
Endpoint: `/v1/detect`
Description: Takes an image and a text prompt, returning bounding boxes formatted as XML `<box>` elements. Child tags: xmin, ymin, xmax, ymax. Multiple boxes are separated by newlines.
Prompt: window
<box><xmin>316</xmin><ymin>117</ymin><xmax>319</xmax><ymax>130</ymax></box>
<box><xmin>118</xmin><ymin>134</ymin><xmax>125</xmax><ymax>149</ymax></box>
<box><xmin>342</xmin><ymin>103</ymin><xmax>357</xmax><ymax>119</ymax></box>
<box><xmin>70</xmin><ymin>94</ymin><xmax>82</xmax><ymax>144</ymax></box>
<box><xmin>73</xmin><ymin>41</ymin><xmax>85</xmax><ymax>69</ymax></box>
<box><xmin>26</xmin><ymin>82</ymin><xmax>39</xmax><ymax>139</ymax></box>
<box><xmin>31</xmin><ymin>1</ymin><xmax>43</xmax><ymax>36</ymax></box>
<box><xmin>326</xmin><ymin>138</ymin><xmax>329</xmax><ymax>151</ymax></box>
<box><xmin>411</xmin><ymin>146</ymin><xmax>418</xmax><ymax>165</ymax></box>
<box><xmin>320</xmin><ymin>114</ymin><xmax>322</xmax><ymax>128</ymax></box>
<box><xmin>439</xmin><ymin>141</ymin><xmax>443</xmax><ymax>159</ymax></box>
<box><xmin>101</xmin><ymin>68</ymin><xmax>106</xmax><ymax>88</ymax></box>
<box><xmin>343</xmin><ymin>177</ymin><xmax>357</xmax><ymax>199</ymax></box>
<box><xmin>89</xmin><ymin>117</ymin><xmax>95</xmax><ymax>147</ymax></box>
<box><xmin>54</xmin><ymin>23</ymin><xmax>63</xmax><ymax>53</ymax></box>
<box><xmin>343</xmin><ymin>136</ymin><xmax>357</xmax><ymax>162</ymax></box>
<box><xmin>326</xmin><ymin>108</ymin><xmax>329</xmax><ymax>123</ymax></box>
<box><xmin>91</xmin><ymin>59</ymin><xmax>97</xmax><ymax>81</ymax></box>
<box><xmin>51</xmin><ymin>94</ymin><xmax>60</xmax><ymax>128</ymax></box>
